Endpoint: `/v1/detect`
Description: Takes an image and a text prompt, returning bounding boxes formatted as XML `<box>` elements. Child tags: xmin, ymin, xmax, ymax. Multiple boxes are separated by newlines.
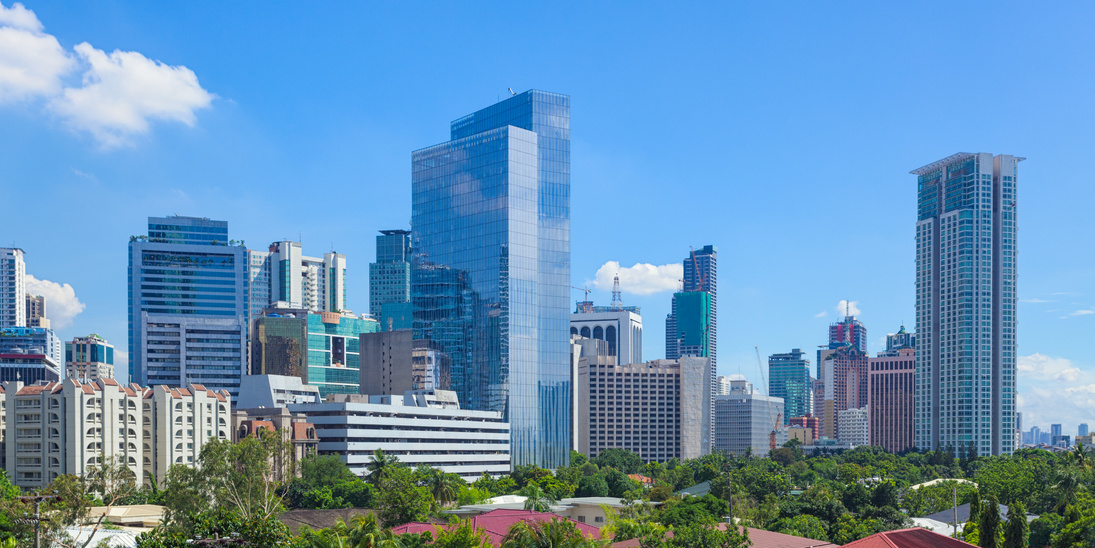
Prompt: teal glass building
<box><xmin>411</xmin><ymin>90</ymin><xmax>571</xmax><ymax>468</ymax></box>
<box><xmin>370</xmin><ymin>229</ymin><xmax>412</xmax><ymax>330</ymax></box>
<box><xmin>768</xmin><ymin>349</ymin><xmax>811</xmax><ymax>425</ymax></box>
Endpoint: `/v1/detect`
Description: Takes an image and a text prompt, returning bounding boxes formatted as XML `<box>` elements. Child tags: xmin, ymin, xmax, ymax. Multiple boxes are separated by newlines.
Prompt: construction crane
<box><xmin>689</xmin><ymin>246</ymin><xmax>706</xmax><ymax>292</ymax></box>
<box><xmin>755</xmin><ymin>346</ymin><xmax>781</xmax><ymax>452</ymax></box>
<box><xmin>571</xmin><ymin>286</ymin><xmax>593</xmax><ymax>313</ymax></box>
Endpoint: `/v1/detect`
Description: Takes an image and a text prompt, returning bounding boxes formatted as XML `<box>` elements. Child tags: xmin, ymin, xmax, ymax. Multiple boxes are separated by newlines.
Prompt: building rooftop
<box><xmin>392</xmin><ymin>509</ymin><xmax>601</xmax><ymax>547</ymax></box>
<box><xmin>842</xmin><ymin>527</ymin><xmax>976</xmax><ymax>548</ymax></box>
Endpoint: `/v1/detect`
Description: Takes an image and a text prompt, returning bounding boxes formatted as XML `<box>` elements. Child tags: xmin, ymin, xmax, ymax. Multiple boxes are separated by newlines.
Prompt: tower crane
<box><xmin>571</xmin><ymin>286</ymin><xmax>593</xmax><ymax>313</ymax></box>
<box><xmin>689</xmin><ymin>246</ymin><xmax>706</xmax><ymax>292</ymax></box>
<box><xmin>755</xmin><ymin>345</ymin><xmax>781</xmax><ymax>452</ymax></box>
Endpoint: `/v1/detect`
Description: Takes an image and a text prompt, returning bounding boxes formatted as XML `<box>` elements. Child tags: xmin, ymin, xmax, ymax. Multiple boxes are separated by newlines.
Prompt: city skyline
<box><xmin>3</xmin><ymin>2</ymin><xmax>1095</xmax><ymax>434</ymax></box>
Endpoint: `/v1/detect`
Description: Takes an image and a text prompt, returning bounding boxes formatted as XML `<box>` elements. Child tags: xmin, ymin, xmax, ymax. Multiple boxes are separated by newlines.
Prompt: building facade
<box><xmin>868</xmin><ymin>347</ymin><xmax>915</xmax><ymax>452</ymax></box>
<box><xmin>1</xmin><ymin>379</ymin><xmax>230</xmax><ymax>489</ymax></box>
<box><xmin>25</xmin><ymin>294</ymin><xmax>48</xmax><ymax>328</ymax></box>
<box><xmin>882</xmin><ymin>325</ymin><xmax>915</xmax><ymax>356</ymax></box>
<box><xmin>0</xmin><ymin>326</ymin><xmax>62</xmax><ymax>365</ymax></box>
<box><xmin>570</xmin><ymin>308</ymin><xmax>643</xmax><ymax>366</ymax></box>
<box><xmin>713</xmin><ymin>380</ymin><xmax>784</xmax><ymax>456</ymax></box>
<box><xmin>410</xmin><ymin>90</ymin><xmax>571</xmax><ymax>468</ymax></box>
<box><xmin>828</xmin><ymin>315</ymin><xmax>867</xmax><ymax>354</ymax></box>
<box><xmin>768</xmin><ymin>349</ymin><xmax>812</xmax><ymax>426</ymax></box>
<box><xmin>129</xmin><ymin>216</ymin><xmax>248</xmax><ymax>395</ymax></box>
<box><xmin>66</xmin><ymin>334</ymin><xmax>115</xmax><ymax>381</ymax></box>
<box><xmin>236</xmin><ymin>374</ymin><xmax>321</xmax><ymax>408</ymax></box>
<box><xmin>247</xmin><ymin>240</ymin><xmax>348</xmax><ymax>326</ymax></box>
<box><xmin>289</xmin><ymin>390</ymin><xmax>510</xmax><ymax>480</ymax></box>
<box><xmin>837</xmin><ymin>406</ymin><xmax>869</xmax><ymax>447</ymax></box>
<box><xmin>370</xmin><ymin>229</ymin><xmax>412</xmax><ymax>330</ymax></box>
<box><xmin>359</xmin><ymin>330</ymin><xmax>450</xmax><ymax>396</ymax></box>
<box><xmin>576</xmin><ymin>356</ymin><xmax>711</xmax><ymax>463</ymax></box>
<box><xmin>913</xmin><ymin>153</ymin><xmax>1020</xmax><ymax>456</ymax></box>
<box><xmin>0</xmin><ymin>248</ymin><xmax>25</xmax><ymax>329</ymax></box>
<box><xmin>666</xmin><ymin>245</ymin><xmax>717</xmax><ymax>369</ymax></box>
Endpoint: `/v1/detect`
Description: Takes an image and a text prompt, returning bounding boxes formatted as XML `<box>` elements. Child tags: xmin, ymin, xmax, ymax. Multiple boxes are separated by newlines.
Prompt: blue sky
<box><xmin>2</xmin><ymin>1</ymin><xmax>1093</xmax><ymax>435</ymax></box>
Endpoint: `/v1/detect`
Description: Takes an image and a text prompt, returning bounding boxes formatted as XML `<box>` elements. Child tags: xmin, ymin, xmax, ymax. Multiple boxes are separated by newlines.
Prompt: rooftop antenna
<box><xmin>611</xmin><ymin>274</ymin><xmax>623</xmax><ymax>311</ymax></box>
<box><xmin>508</xmin><ymin>87</ymin><xmax>517</xmax><ymax>96</ymax></box>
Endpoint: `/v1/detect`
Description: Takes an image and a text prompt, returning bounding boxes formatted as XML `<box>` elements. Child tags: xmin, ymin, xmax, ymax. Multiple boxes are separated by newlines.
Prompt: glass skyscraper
<box><xmin>411</xmin><ymin>90</ymin><xmax>571</xmax><ymax>468</ymax></box>
<box><xmin>768</xmin><ymin>348</ymin><xmax>811</xmax><ymax>425</ymax></box>
<box><xmin>912</xmin><ymin>153</ymin><xmax>1020</xmax><ymax>456</ymax></box>
<box><xmin>370</xmin><ymin>229</ymin><xmax>412</xmax><ymax>330</ymax></box>
<box><xmin>128</xmin><ymin>216</ymin><xmax>248</xmax><ymax>396</ymax></box>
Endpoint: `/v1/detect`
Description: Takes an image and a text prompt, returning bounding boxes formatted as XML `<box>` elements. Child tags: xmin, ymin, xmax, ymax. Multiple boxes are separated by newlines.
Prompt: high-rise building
<box><xmin>570</xmin><ymin>306</ymin><xmax>643</xmax><ymax>365</ymax></box>
<box><xmin>667</xmin><ymin>245</ymin><xmax>717</xmax><ymax>370</ymax></box>
<box><xmin>129</xmin><ymin>216</ymin><xmax>248</xmax><ymax>396</ymax></box>
<box><xmin>716</xmin><ymin>375</ymin><xmax>732</xmax><ymax>396</ymax></box>
<box><xmin>248</xmin><ymin>241</ymin><xmax>348</xmax><ymax>325</ymax></box>
<box><xmin>24</xmin><ymin>294</ymin><xmax>48</xmax><ymax>328</ymax></box>
<box><xmin>768</xmin><ymin>349</ymin><xmax>812</xmax><ymax>425</ymax></box>
<box><xmin>913</xmin><ymin>153</ymin><xmax>1020</xmax><ymax>456</ymax></box>
<box><xmin>829</xmin><ymin>315</ymin><xmax>867</xmax><ymax>353</ymax></box>
<box><xmin>410</xmin><ymin>90</ymin><xmax>571</xmax><ymax>468</ymax></box>
<box><xmin>837</xmin><ymin>406</ymin><xmax>869</xmax><ymax>447</ymax></box>
<box><xmin>0</xmin><ymin>248</ymin><xmax>26</xmax><ymax>328</ymax></box>
<box><xmin>65</xmin><ymin>334</ymin><xmax>115</xmax><ymax>381</ymax></box>
<box><xmin>1080</xmin><ymin>423</ymin><xmax>1090</xmax><ymax>438</ymax></box>
<box><xmin>576</xmin><ymin>354</ymin><xmax>712</xmax><ymax>462</ymax></box>
<box><xmin>714</xmin><ymin>380</ymin><xmax>784</xmax><ymax>456</ymax></box>
<box><xmin>816</xmin><ymin>345</ymin><xmax>868</xmax><ymax>439</ymax></box>
<box><xmin>868</xmin><ymin>347</ymin><xmax>915</xmax><ymax>452</ymax></box>
<box><xmin>370</xmin><ymin>229</ymin><xmax>412</xmax><ymax>330</ymax></box>
<box><xmin>882</xmin><ymin>325</ymin><xmax>915</xmax><ymax>356</ymax></box>
<box><xmin>0</xmin><ymin>326</ymin><xmax>62</xmax><ymax>365</ymax></box>
<box><xmin>359</xmin><ymin>330</ymin><xmax>451</xmax><ymax>396</ymax></box>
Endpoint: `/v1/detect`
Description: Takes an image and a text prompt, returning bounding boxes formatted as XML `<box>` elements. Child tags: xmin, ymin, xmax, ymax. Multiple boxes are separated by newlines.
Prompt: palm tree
<box><xmin>424</xmin><ymin>469</ymin><xmax>464</xmax><ymax>509</ymax></box>
<box><xmin>1052</xmin><ymin>467</ymin><xmax>1084</xmax><ymax>512</ymax></box>
<box><xmin>518</xmin><ymin>484</ymin><xmax>556</xmax><ymax>513</ymax></box>
<box><xmin>348</xmin><ymin>513</ymin><xmax>403</xmax><ymax>548</ymax></box>
<box><xmin>500</xmin><ymin>519</ymin><xmax>598</xmax><ymax>548</ymax></box>
<box><xmin>1066</xmin><ymin>442</ymin><xmax>1093</xmax><ymax>472</ymax></box>
<box><xmin>366</xmin><ymin>449</ymin><xmax>400</xmax><ymax>485</ymax></box>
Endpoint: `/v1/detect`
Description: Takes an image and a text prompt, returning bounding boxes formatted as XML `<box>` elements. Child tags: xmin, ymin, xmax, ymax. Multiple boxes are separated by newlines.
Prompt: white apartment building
<box><xmin>1</xmin><ymin>379</ymin><xmax>231</xmax><ymax>489</ymax></box>
<box><xmin>289</xmin><ymin>390</ymin><xmax>510</xmax><ymax>480</ymax></box>
<box><xmin>837</xmin><ymin>406</ymin><xmax>869</xmax><ymax>448</ymax></box>
<box><xmin>248</xmin><ymin>241</ymin><xmax>349</xmax><ymax>326</ymax></box>
<box><xmin>0</xmin><ymin>248</ymin><xmax>26</xmax><ymax>329</ymax></box>
<box><xmin>141</xmin><ymin>313</ymin><xmax>247</xmax><ymax>399</ymax></box>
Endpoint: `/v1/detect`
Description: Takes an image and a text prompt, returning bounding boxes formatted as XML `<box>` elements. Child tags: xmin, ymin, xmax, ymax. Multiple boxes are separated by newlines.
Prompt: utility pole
<box><xmin>19</xmin><ymin>493</ymin><xmax>62</xmax><ymax>548</ymax></box>
<box><xmin>952</xmin><ymin>486</ymin><xmax>958</xmax><ymax>538</ymax></box>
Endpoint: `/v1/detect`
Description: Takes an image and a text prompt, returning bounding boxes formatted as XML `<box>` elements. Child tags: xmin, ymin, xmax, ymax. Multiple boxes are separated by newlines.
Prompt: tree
<box><xmin>434</xmin><ymin>520</ymin><xmax>491</xmax><ymax>548</ymax></box>
<box><xmin>979</xmin><ymin>493</ymin><xmax>1002</xmax><ymax>548</ymax></box>
<box><xmin>517</xmin><ymin>484</ymin><xmax>556</xmax><ymax>513</ymax></box>
<box><xmin>640</xmin><ymin>523</ymin><xmax>750</xmax><ymax>548</ymax></box>
<box><xmin>198</xmin><ymin>431</ymin><xmax>288</xmax><ymax>522</ymax></box>
<box><xmin>773</xmin><ymin>514</ymin><xmax>829</xmax><ymax>542</ymax></box>
<box><xmin>500</xmin><ymin>518</ymin><xmax>597</xmax><ymax>548</ymax></box>
<box><xmin>1003</xmin><ymin>502</ymin><xmax>1028</xmax><ymax>548</ymax></box>
<box><xmin>348</xmin><ymin>513</ymin><xmax>403</xmax><ymax>548</ymax></box>
<box><xmin>594</xmin><ymin>448</ymin><xmax>644</xmax><ymax>474</ymax></box>
<box><xmin>423</xmin><ymin>469</ymin><xmax>464</xmax><ymax>509</ymax></box>
<box><xmin>576</xmin><ymin>475</ymin><xmax>609</xmax><ymax>498</ymax></box>
<box><xmin>376</xmin><ymin>465</ymin><xmax>431</xmax><ymax>527</ymax></box>
<box><xmin>605</xmin><ymin>469</ymin><xmax>639</xmax><ymax>498</ymax></box>
<box><xmin>366</xmin><ymin>449</ymin><xmax>401</xmax><ymax>485</ymax></box>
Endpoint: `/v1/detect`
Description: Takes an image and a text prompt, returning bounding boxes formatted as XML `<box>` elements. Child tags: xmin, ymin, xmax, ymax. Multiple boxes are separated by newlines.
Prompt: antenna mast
<box><xmin>611</xmin><ymin>274</ymin><xmax>623</xmax><ymax>311</ymax></box>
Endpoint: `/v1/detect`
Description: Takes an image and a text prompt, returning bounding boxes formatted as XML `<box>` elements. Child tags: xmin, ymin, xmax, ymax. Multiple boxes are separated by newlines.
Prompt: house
<box><xmin>447</xmin><ymin>496</ymin><xmax>649</xmax><ymax>527</ymax></box>
<box><xmin>841</xmin><ymin>527</ymin><xmax>977</xmax><ymax>548</ymax></box>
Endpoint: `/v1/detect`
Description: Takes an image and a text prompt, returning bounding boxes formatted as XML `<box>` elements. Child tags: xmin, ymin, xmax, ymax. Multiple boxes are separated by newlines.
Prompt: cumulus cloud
<box><xmin>25</xmin><ymin>274</ymin><xmax>86</xmax><ymax>329</ymax></box>
<box><xmin>835</xmin><ymin>299</ymin><xmax>861</xmax><ymax>317</ymax></box>
<box><xmin>1018</xmin><ymin>353</ymin><xmax>1085</xmax><ymax>383</ymax></box>
<box><xmin>0</xmin><ymin>1</ymin><xmax>213</xmax><ymax>147</ymax></box>
<box><xmin>590</xmin><ymin>261</ymin><xmax>683</xmax><ymax>295</ymax></box>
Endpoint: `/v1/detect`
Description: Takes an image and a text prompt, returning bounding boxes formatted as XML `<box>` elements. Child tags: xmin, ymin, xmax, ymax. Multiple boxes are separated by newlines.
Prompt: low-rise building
<box><xmin>713</xmin><ymin>380</ymin><xmax>784</xmax><ymax>456</ymax></box>
<box><xmin>1</xmin><ymin>379</ymin><xmax>230</xmax><ymax>489</ymax></box>
<box><xmin>236</xmin><ymin>374</ymin><xmax>321</xmax><ymax>408</ymax></box>
<box><xmin>0</xmin><ymin>351</ymin><xmax>60</xmax><ymax>385</ymax></box>
<box><xmin>233</xmin><ymin>406</ymin><xmax>318</xmax><ymax>481</ymax></box>
<box><xmin>289</xmin><ymin>389</ymin><xmax>510</xmax><ymax>480</ymax></box>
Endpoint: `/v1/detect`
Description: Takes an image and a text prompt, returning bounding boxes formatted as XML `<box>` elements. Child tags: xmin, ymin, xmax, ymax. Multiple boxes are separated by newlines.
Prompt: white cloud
<box><xmin>814</xmin><ymin>311</ymin><xmax>828</xmax><ymax>318</ymax></box>
<box><xmin>1069</xmin><ymin>309</ymin><xmax>1094</xmax><ymax>317</ymax></box>
<box><xmin>0</xmin><ymin>1</ymin><xmax>213</xmax><ymax>147</ymax></box>
<box><xmin>835</xmin><ymin>299</ymin><xmax>861</xmax><ymax>317</ymax></box>
<box><xmin>589</xmin><ymin>261</ymin><xmax>683</xmax><ymax>295</ymax></box>
<box><xmin>1018</xmin><ymin>353</ymin><xmax>1086</xmax><ymax>383</ymax></box>
<box><xmin>0</xmin><ymin>3</ymin><xmax>73</xmax><ymax>101</ymax></box>
<box><xmin>25</xmin><ymin>274</ymin><xmax>86</xmax><ymax>329</ymax></box>
<box><xmin>1021</xmin><ymin>298</ymin><xmax>1052</xmax><ymax>303</ymax></box>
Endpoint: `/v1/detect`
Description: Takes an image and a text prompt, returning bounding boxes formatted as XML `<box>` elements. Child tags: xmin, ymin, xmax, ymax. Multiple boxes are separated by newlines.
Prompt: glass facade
<box><xmin>370</xmin><ymin>229</ymin><xmax>412</xmax><ymax>326</ymax></box>
<box><xmin>411</xmin><ymin>90</ymin><xmax>571</xmax><ymax>468</ymax></box>
<box><xmin>768</xmin><ymin>349</ymin><xmax>811</xmax><ymax>425</ymax></box>
<box><xmin>306</xmin><ymin>313</ymin><xmax>378</xmax><ymax>398</ymax></box>
<box><xmin>913</xmin><ymin>153</ymin><xmax>1020</xmax><ymax>456</ymax></box>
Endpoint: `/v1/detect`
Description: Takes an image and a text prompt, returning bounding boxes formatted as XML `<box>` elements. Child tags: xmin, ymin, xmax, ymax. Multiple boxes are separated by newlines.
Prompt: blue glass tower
<box><xmin>411</xmin><ymin>90</ymin><xmax>571</xmax><ymax>468</ymax></box>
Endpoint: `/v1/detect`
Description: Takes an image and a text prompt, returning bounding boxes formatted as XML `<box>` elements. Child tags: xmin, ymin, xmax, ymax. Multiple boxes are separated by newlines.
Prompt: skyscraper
<box><xmin>913</xmin><ymin>152</ymin><xmax>1020</xmax><ymax>456</ymax></box>
<box><xmin>25</xmin><ymin>294</ymin><xmax>48</xmax><ymax>328</ymax></box>
<box><xmin>1080</xmin><ymin>423</ymin><xmax>1090</xmax><ymax>438</ymax></box>
<box><xmin>0</xmin><ymin>248</ymin><xmax>26</xmax><ymax>328</ymax></box>
<box><xmin>667</xmin><ymin>245</ymin><xmax>717</xmax><ymax>368</ymax></box>
<box><xmin>829</xmin><ymin>315</ymin><xmax>867</xmax><ymax>353</ymax></box>
<box><xmin>248</xmin><ymin>241</ymin><xmax>348</xmax><ymax>326</ymax></box>
<box><xmin>768</xmin><ymin>349</ymin><xmax>811</xmax><ymax>425</ymax></box>
<box><xmin>868</xmin><ymin>347</ymin><xmax>915</xmax><ymax>453</ymax></box>
<box><xmin>129</xmin><ymin>216</ymin><xmax>248</xmax><ymax>397</ymax></box>
<box><xmin>410</xmin><ymin>90</ymin><xmax>571</xmax><ymax>467</ymax></box>
<box><xmin>370</xmin><ymin>229</ymin><xmax>412</xmax><ymax>330</ymax></box>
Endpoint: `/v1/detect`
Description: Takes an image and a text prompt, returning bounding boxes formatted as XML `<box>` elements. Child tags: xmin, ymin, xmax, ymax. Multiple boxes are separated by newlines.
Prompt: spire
<box><xmin>611</xmin><ymin>274</ymin><xmax>622</xmax><ymax>311</ymax></box>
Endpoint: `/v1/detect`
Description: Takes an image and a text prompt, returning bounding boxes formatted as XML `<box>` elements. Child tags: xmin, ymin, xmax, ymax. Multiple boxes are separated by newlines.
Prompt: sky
<box><xmin>1</xmin><ymin>1</ymin><xmax>1093</xmax><ymax>436</ymax></box>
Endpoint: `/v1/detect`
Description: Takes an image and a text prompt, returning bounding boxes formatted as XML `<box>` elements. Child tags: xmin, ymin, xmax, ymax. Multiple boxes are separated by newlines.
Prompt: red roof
<box><xmin>841</xmin><ymin>528</ymin><xmax>976</xmax><ymax>548</ymax></box>
<box><xmin>391</xmin><ymin>509</ymin><xmax>602</xmax><ymax>547</ymax></box>
<box><xmin>628</xmin><ymin>474</ymin><xmax>655</xmax><ymax>485</ymax></box>
<box><xmin>612</xmin><ymin>523</ymin><xmax>839</xmax><ymax>548</ymax></box>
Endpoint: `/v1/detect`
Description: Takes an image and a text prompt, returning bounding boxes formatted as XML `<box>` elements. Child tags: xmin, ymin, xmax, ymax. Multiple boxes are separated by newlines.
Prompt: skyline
<box><xmin>2</xmin><ymin>2</ymin><xmax>1095</xmax><ymax>434</ymax></box>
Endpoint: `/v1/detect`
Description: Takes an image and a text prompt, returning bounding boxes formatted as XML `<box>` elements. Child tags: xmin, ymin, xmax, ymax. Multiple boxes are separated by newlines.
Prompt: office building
<box><xmin>0</xmin><ymin>326</ymin><xmax>62</xmax><ymax>365</ymax></box>
<box><xmin>247</xmin><ymin>241</ymin><xmax>348</xmax><ymax>326</ymax></box>
<box><xmin>0</xmin><ymin>352</ymin><xmax>60</xmax><ymax>384</ymax></box>
<box><xmin>829</xmin><ymin>315</ymin><xmax>867</xmax><ymax>354</ymax></box>
<box><xmin>913</xmin><ymin>153</ymin><xmax>1021</xmax><ymax>456</ymax></box>
<box><xmin>25</xmin><ymin>294</ymin><xmax>48</xmax><ymax>328</ymax></box>
<box><xmin>713</xmin><ymin>380</ymin><xmax>784</xmax><ymax>456</ymax></box>
<box><xmin>1080</xmin><ymin>424</ymin><xmax>1090</xmax><ymax>438</ymax></box>
<box><xmin>815</xmin><ymin>345</ymin><xmax>868</xmax><ymax>439</ymax></box>
<box><xmin>881</xmin><ymin>325</ymin><xmax>915</xmax><ymax>356</ymax></box>
<box><xmin>666</xmin><ymin>245</ymin><xmax>717</xmax><ymax>371</ymax></box>
<box><xmin>867</xmin><ymin>347</ymin><xmax>915</xmax><ymax>453</ymax></box>
<box><xmin>576</xmin><ymin>355</ymin><xmax>711</xmax><ymax>462</ymax></box>
<box><xmin>359</xmin><ymin>329</ymin><xmax>450</xmax><ymax>396</ymax></box>
<box><xmin>251</xmin><ymin>308</ymin><xmax>379</xmax><ymax>398</ymax></box>
<box><xmin>65</xmin><ymin>334</ymin><xmax>115</xmax><ymax>381</ymax></box>
<box><xmin>129</xmin><ymin>216</ymin><xmax>248</xmax><ymax>396</ymax></box>
<box><xmin>0</xmin><ymin>248</ymin><xmax>25</xmax><ymax>328</ymax></box>
<box><xmin>768</xmin><ymin>349</ymin><xmax>812</xmax><ymax>425</ymax></box>
<box><xmin>838</xmin><ymin>406</ymin><xmax>869</xmax><ymax>447</ymax></box>
<box><xmin>570</xmin><ymin>306</ymin><xmax>643</xmax><ymax>365</ymax></box>
<box><xmin>235</xmin><ymin>374</ymin><xmax>321</xmax><ymax>408</ymax></box>
<box><xmin>411</xmin><ymin>90</ymin><xmax>571</xmax><ymax>467</ymax></box>
<box><xmin>289</xmin><ymin>390</ymin><xmax>511</xmax><ymax>480</ymax></box>
<box><xmin>1</xmin><ymin>379</ymin><xmax>230</xmax><ymax>489</ymax></box>
<box><xmin>370</xmin><ymin>229</ymin><xmax>412</xmax><ymax>330</ymax></box>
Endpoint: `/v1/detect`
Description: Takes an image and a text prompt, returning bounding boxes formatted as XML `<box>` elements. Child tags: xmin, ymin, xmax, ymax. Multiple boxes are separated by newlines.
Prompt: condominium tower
<box><xmin>247</xmin><ymin>240</ymin><xmax>348</xmax><ymax>325</ymax></box>
<box><xmin>666</xmin><ymin>245</ymin><xmax>717</xmax><ymax>368</ymax></box>
<box><xmin>0</xmin><ymin>248</ymin><xmax>25</xmax><ymax>328</ymax></box>
<box><xmin>128</xmin><ymin>216</ymin><xmax>248</xmax><ymax>397</ymax></box>
<box><xmin>912</xmin><ymin>152</ymin><xmax>1020</xmax><ymax>456</ymax></box>
<box><xmin>410</xmin><ymin>90</ymin><xmax>571</xmax><ymax>467</ymax></box>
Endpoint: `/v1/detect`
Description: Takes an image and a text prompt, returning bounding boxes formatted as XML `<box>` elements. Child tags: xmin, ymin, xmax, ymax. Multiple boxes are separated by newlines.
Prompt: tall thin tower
<box><xmin>912</xmin><ymin>153</ymin><xmax>1020</xmax><ymax>456</ymax></box>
